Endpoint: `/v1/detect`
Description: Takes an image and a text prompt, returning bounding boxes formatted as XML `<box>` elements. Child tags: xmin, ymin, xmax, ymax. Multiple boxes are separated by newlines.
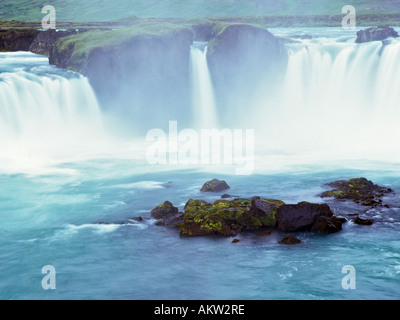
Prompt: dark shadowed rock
<box><xmin>356</xmin><ymin>26</ymin><xmax>398</xmax><ymax>43</ymax></box>
<box><xmin>277</xmin><ymin>202</ymin><xmax>334</xmax><ymax>231</ymax></box>
<box><xmin>151</xmin><ymin>201</ymin><xmax>179</xmax><ymax>220</ymax></box>
<box><xmin>311</xmin><ymin>216</ymin><xmax>343</xmax><ymax>233</ymax></box>
<box><xmin>279</xmin><ymin>234</ymin><xmax>301</xmax><ymax>245</ymax></box>
<box><xmin>30</xmin><ymin>29</ymin><xmax>78</xmax><ymax>55</ymax></box>
<box><xmin>155</xmin><ymin>212</ymin><xmax>183</xmax><ymax>227</ymax></box>
<box><xmin>200</xmin><ymin>179</ymin><xmax>230</xmax><ymax>192</ymax></box>
<box><xmin>232</xmin><ymin>238</ymin><xmax>240</xmax><ymax>243</ymax></box>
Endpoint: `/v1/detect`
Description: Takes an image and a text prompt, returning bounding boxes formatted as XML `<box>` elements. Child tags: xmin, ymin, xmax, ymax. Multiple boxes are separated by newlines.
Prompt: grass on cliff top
<box><xmin>56</xmin><ymin>22</ymin><xmax>192</xmax><ymax>58</ymax></box>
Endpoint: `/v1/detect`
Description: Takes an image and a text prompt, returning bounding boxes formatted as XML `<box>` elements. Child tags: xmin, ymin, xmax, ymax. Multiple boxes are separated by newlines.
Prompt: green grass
<box><xmin>1</xmin><ymin>0</ymin><xmax>400</xmax><ymax>22</ymax></box>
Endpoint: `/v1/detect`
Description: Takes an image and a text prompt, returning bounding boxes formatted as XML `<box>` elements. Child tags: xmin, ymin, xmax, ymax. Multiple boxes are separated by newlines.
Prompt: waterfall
<box><xmin>190</xmin><ymin>42</ymin><xmax>218</xmax><ymax>129</ymax></box>
<box><xmin>0</xmin><ymin>52</ymin><xmax>107</xmax><ymax>174</ymax></box>
<box><xmin>252</xmin><ymin>36</ymin><xmax>400</xmax><ymax>161</ymax></box>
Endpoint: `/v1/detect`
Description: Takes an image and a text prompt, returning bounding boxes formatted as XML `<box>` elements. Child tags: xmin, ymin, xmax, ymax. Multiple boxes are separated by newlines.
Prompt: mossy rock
<box><xmin>250</xmin><ymin>198</ymin><xmax>285</xmax><ymax>227</ymax></box>
<box><xmin>321</xmin><ymin>177</ymin><xmax>393</xmax><ymax>206</ymax></box>
<box><xmin>151</xmin><ymin>201</ymin><xmax>179</xmax><ymax>220</ymax></box>
<box><xmin>179</xmin><ymin>197</ymin><xmax>284</xmax><ymax>236</ymax></box>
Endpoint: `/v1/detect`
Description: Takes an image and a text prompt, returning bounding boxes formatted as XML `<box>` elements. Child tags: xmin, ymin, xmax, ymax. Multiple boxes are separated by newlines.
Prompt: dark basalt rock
<box><xmin>311</xmin><ymin>216</ymin><xmax>343</xmax><ymax>233</ymax></box>
<box><xmin>320</xmin><ymin>177</ymin><xmax>393</xmax><ymax>206</ymax></box>
<box><xmin>279</xmin><ymin>234</ymin><xmax>301</xmax><ymax>245</ymax></box>
<box><xmin>200</xmin><ymin>179</ymin><xmax>230</xmax><ymax>192</ymax></box>
<box><xmin>356</xmin><ymin>26</ymin><xmax>399</xmax><ymax>43</ymax></box>
<box><xmin>277</xmin><ymin>202</ymin><xmax>334</xmax><ymax>232</ymax></box>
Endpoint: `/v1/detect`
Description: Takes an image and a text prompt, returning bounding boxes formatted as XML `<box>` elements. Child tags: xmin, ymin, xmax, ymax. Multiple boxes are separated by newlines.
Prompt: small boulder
<box><xmin>200</xmin><ymin>179</ymin><xmax>230</xmax><ymax>192</ymax></box>
<box><xmin>353</xmin><ymin>217</ymin><xmax>374</xmax><ymax>225</ymax></box>
<box><xmin>151</xmin><ymin>201</ymin><xmax>179</xmax><ymax>220</ymax></box>
<box><xmin>232</xmin><ymin>239</ymin><xmax>240</xmax><ymax>243</ymax></box>
<box><xmin>279</xmin><ymin>234</ymin><xmax>301</xmax><ymax>245</ymax></box>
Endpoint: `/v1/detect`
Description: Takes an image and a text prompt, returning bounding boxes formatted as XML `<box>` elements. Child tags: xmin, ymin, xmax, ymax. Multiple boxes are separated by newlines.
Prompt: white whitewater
<box><xmin>190</xmin><ymin>42</ymin><xmax>218</xmax><ymax>129</ymax></box>
<box><xmin>0</xmin><ymin>52</ymin><xmax>109</xmax><ymax>174</ymax></box>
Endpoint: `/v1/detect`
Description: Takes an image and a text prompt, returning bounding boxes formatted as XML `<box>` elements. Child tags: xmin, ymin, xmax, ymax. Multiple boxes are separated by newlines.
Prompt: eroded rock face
<box><xmin>356</xmin><ymin>26</ymin><xmax>398</xmax><ymax>43</ymax></box>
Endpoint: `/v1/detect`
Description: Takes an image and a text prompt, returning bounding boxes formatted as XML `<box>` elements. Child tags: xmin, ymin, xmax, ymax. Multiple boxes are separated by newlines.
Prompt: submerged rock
<box><xmin>356</xmin><ymin>26</ymin><xmax>398</xmax><ymax>43</ymax></box>
<box><xmin>320</xmin><ymin>177</ymin><xmax>393</xmax><ymax>206</ymax></box>
<box><xmin>279</xmin><ymin>234</ymin><xmax>301</xmax><ymax>245</ymax></box>
<box><xmin>200</xmin><ymin>179</ymin><xmax>230</xmax><ymax>192</ymax></box>
<box><xmin>277</xmin><ymin>202</ymin><xmax>334</xmax><ymax>232</ymax></box>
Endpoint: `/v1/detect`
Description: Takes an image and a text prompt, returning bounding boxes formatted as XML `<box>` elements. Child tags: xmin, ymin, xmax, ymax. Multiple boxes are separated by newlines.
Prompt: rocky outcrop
<box><xmin>356</xmin><ymin>26</ymin><xmax>399</xmax><ymax>43</ymax></box>
<box><xmin>200</xmin><ymin>179</ymin><xmax>230</xmax><ymax>192</ymax></box>
<box><xmin>152</xmin><ymin>196</ymin><xmax>344</xmax><ymax>237</ymax></box>
<box><xmin>320</xmin><ymin>177</ymin><xmax>393</xmax><ymax>206</ymax></box>
<box><xmin>30</xmin><ymin>29</ymin><xmax>79</xmax><ymax>55</ymax></box>
<box><xmin>0</xmin><ymin>29</ymin><xmax>39</xmax><ymax>52</ymax></box>
<box><xmin>49</xmin><ymin>23</ymin><xmax>194</xmax><ymax>132</ymax></box>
